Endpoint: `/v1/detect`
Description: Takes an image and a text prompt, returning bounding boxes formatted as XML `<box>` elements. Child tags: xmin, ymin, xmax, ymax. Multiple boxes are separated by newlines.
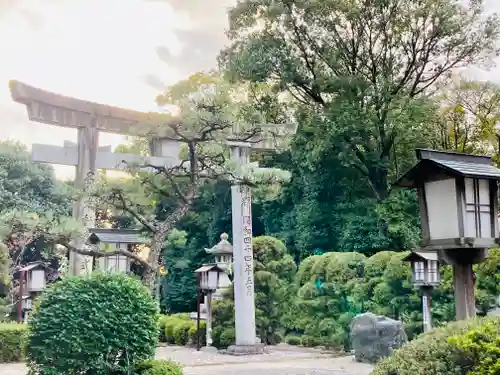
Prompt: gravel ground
<box><xmin>1</xmin><ymin>345</ymin><xmax>373</xmax><ymax>375</ymax></box>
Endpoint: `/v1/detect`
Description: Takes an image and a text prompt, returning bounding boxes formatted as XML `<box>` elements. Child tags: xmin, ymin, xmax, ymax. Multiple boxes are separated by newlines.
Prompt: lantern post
<box><xmin>395</xmin><ymin>149</ymin><xmax>500</xmax><ymax>320</ymax></box>
<box><xmin>194</xmin><ymin>264</ymin><xmax>226</xmax><ymax>351</ymax></box>
<box><xmin>403</xmin><ymin>251</ymin><xmax>440</xmax><ymax>332</ymax></box>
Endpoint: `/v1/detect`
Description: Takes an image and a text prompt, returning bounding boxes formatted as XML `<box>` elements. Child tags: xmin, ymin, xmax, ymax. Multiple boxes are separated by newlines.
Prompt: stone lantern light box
<box><xmin>194</xmin><ymin>264</ymin><xmax>225</xmax><ymax>292</ymax></box>
<box><xmin>395</xmin><ymin>149</ymin><xmax>500</xmax><ymax>249</ymax></box>
<box><xmin>87</xmin><ymin>228</ymin><xmax>149</xmax><ymax>273</ymax></box>
<box><xmin>403</xmin><ymin>251</ymin><xmax>440</xmax><ymax>287</ymax></box>
<box><xmin>20</xmin><ymin>262</ymin><xmax>47</xmax><ymax>293</ymax></box>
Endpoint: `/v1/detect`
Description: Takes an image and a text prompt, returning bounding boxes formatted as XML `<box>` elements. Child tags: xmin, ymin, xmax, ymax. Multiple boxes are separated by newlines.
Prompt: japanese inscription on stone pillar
<box><xmin>241</xmin><ymin>185</ymin><xmax>254</xmax><ymax>297</ymax></box>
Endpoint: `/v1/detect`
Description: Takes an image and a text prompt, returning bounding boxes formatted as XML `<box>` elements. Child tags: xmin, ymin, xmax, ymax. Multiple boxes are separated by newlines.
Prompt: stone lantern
<box><xmin>403</xmin><ymin>251</ymin><xmax>440</xmax><ymax>332</ymax></box>
<box><xmin>87</xmin><ymin>228</ymin><xmax>149</xmax><ymax>273</ymax></box>
<box><xmin>194</xmin><ymin>264</ymin><xmax>226</xmax><ymax>350</ymax></box>
<box><xmin>395</xmin><ymin>149</ymin><xmax>500</xmax><ymax>320</ymax></box>
<box><xmin>205</xmin><ymin>233</ymin><xmax>233</xmax><ymax>301</ymax></box>
<box><xmin>18</xmin><ymin>262</ymin><xmax>48</xmax><ymax>323</ymax></box>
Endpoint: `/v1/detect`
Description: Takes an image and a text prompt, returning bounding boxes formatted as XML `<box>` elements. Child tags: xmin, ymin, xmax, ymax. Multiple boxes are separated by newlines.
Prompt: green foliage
<box><xmin>173</xmin><ymin>321</ymin><xmax>193</xmax><ymax>346</ymax></box>
<box><xmin>372</xmin><ymin>317</ymin><xmax>500</xmax><ymax>375</ymax></box>
<box><xmin>289</xmin><ymin>250</ymin><xmax>500</xmax><ymax>350</ymax></box>
<box><xmin>449</xmin><ymin>319</ymin><xmax>500</xmax><ymax>375</ymax></box>
<box><xmin>26</xmin><ymin>273</ymin><xmax>159</xmax><ymax>375</ymax></box>
<box><xmin>284</xmin><ymin>335</ymin><xmax>301</xmax><ymax>346</ymax></box>
<box><xmin>222</xmin><ymin>0</ymin><xmax>500</xmax><ymax>202</ymax></box>
<box><xmin>0</xmin><ymin>323</ymin><xmax>26</xmax><ymax>363</ymax></box>
<box><xmin>212</xmin><ymin>236</ymin><xmax>296</xmax><ymax>347</ymax></box>
<box><xmin>0</xmin><ymin>141</ymin><xmax>71</xmax><ymax>216</ymax></box>
<box><xmin>159</xmin><ymin>314</ymin><xmax>205</xmax><ymax>347</ymax></box>
<box><xmin>136</xmin><ymin>360</ymin><xmax>184</xmax><ymax>375</ymax></box>
<box><xmin>161</xmin><ymin>230</ymin><xmax>204</xmax><ymax>313</ymax></box>
<box><xmin>212</xmin><ymin>300</ymin><xmax>235</xmax><ymax>348</ymax></box>
<box><xmin>301</xmin><ymin>335</ymin><xmax>320</xmax><ymax>348</ymax></box>
<box><xmin>0</xmin><ymin>243</ymin><xmax>9</xmax><ymax>316</ymax></box>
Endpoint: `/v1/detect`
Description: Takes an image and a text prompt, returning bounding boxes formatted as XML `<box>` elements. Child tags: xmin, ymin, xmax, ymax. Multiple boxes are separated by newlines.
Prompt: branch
<box><xmin>111</xmin><ymin>189</ymin><xmax>157</xmax><ymax>233</ymax></box>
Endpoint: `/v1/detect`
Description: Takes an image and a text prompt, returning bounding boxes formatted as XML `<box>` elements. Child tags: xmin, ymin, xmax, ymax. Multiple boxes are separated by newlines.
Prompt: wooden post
<box><xmin>453</xmin><ymin>263</ymin><xmax>476</xmax><ymax>320</ymax></box>
<box><xmin>17</xmin><ymin>270</ymin><xmax>25</xmax><ymax>324</ymax></box>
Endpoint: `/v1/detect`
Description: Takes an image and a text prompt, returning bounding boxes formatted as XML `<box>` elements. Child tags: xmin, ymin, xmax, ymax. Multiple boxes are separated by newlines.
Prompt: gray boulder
<box><xmin>350</xmin><ymin>312</ymin><xmax>407</xmax><ymax>364</ymax></box>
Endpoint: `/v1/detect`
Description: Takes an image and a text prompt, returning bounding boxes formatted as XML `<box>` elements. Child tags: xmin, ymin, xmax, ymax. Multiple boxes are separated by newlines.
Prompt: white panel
<box><xmin>478</xmin><ymin>179</ymin><xmax>489</xmax><ymax>204</ymax></box>
<box><xmin>117</xmin><ymin>256</ymin><xmax>128</xmax><ymax>272</ymax></box>
<box><xmin>465</xmin><ymin>178</ymin><xmax>474</xmax><ymax>204</ymax></box>
<box><xmin>480</xmin><ymin>213</ymin><xmax>491</xmax><ymax>238</ymax></box>
<box><xmin>30</xmin><ymin>269</ymin><xmax>46</xmax><ymax>291</ymax></box>
<box><xmin>425</xmin><ymin>179</ymin><xmax>459</xmax><ymax>240</ymax></box>
<box><xmin>464</xmin><ymin>178</ymin><xmax>493</xmax><ymax>238</ymax></box>
<box><xmin>465</xmin><ymin>212</ymin><xmax>477</xmax><ymax>237</ymax></box>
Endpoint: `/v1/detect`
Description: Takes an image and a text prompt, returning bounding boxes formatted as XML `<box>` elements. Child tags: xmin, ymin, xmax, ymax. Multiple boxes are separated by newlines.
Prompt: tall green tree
<box><xmin>0</xmin><ymin>141</ymin><xmax>73</xmax><ymax>317</ymax></box>
<box><xmin>220</xmin><ymin>0</ymin><xmax>500</xmax><ymax>201</ymax></box>
<box><xmin>0</xmin><ymin>141</ymin><xmax>71</xmax><ymax>215</ymax></box>
<box><xmin>436</xmin><ymin>76</ymin><xmax>500</xmax><ymax>155</ymax></box>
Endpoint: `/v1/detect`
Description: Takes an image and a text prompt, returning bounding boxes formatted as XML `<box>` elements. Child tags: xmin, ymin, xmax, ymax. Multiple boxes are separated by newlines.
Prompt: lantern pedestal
<box><xmin>421</xmin><ymin>286</ymin><xmax>433</xmax><ymax>332</ymax></box>
<box><xmin>438</xmin><ymin>248</ymin><xmax>486</xmax><ymax>320</ymax></box>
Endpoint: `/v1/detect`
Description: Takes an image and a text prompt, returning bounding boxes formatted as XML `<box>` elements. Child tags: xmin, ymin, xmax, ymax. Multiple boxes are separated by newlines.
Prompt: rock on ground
<box><xmin>350</xmin><ymin>312</ymin><xmax>407</xmax><ymax>364</ymax></box>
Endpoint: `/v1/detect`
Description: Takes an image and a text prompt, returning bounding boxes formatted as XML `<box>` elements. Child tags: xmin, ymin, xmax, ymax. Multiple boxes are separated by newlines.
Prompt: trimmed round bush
<box><xmin>372</xmin><ymin>316</ymin><xmax>500</xmax><ymax>375</ymax></box>
<box><xmin>173</xmin><ymin>321</ymin><xmax>193</xmax><ymax>345</ymax></box>
<box><xmin>0</xmin><ymin>323</ymin><xmax>27</xmax><ymax>363</ymax></box>
<box><xmin>188</xmin><ymin>321</ymin><xmax>206</xmax><ymax>346</ymax></box>
<box><xmin>26</xmin><ymin>272</ymin><xmax>159</xmax><ymax>375</ymax></box>
<box><xmin>219</xmin><ymin>327</ymin><xmax>235</xmax><ymax>348</ymax></box>
<box><xmin>285</xmin><ymin>335</ymin><xmax>302</xmax><ymax>346</ymax></box>
<box><xmin>301</xmin><ymin>335</ymin><xmax>320</xmax><ymax>347</ymax></box>
<box><xmin>136</xmin><ymin>360</ymin><xmax>183</xmax><ymax>375</ymax></box>
<box><xmin>159</xmin><ymin>315</ymin><xmax>169</xmax><ymax>342</ymax></box>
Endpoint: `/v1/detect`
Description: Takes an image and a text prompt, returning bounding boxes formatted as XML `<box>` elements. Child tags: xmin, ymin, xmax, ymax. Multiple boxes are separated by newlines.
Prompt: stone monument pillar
<box><xmin>227</xmin><ymin>146</ymin><xmax>263</xmax><ymax>355</ymax></box>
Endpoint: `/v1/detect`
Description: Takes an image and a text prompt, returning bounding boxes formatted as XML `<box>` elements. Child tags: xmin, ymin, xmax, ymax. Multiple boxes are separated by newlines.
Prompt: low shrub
<box><xmin>285</xmin><ymin>335</ymin><xmax>302</xmax><ymax>346</ymax></box>
<box><xmin>372</xmin><ymin>316</ymin><xmax>500</xmax><ymax>375</ymax></box>
<box><xmin>449</xmin><ymin>318</ymin><xmax>500</xmax><ymax>375</ymax></box>
<box><xmin>161</xmin><ymin>315</ymin><xmax>203</xmax><ymax>346</ymax></box>
<box><xmin>188</xmin><ymin>321</ymin><xmax>206</xmax><ymax>347</ymax></box>
<box><xmin>301</xmin><ymin>335</ymin><xmax>320</xmax><ymax>347</ymax></box>
<box><xmin>213</xmin><ymin>327</ymin><xmax>235</xmax><ymax>349</ymax></box>
<box><xmin>0</xmin><ymin>323</ymin><xmax>26</xmax><ymax>363</ymax></box>
<box><xmin>159</xmin><ymin>315</ymin><xmax>169</xmax><ymax>342</ymax></box>
<box><xmin>136</xmin><ymin>359</ymin><xmax>183</xmax><ymax>375</ymax></box>
<box><xmin>173</xmin><ymin>321</ymin><xmax>193</xmax><ymax>346</ymax></box>
<box><xmin>26</xmin><ymin>273</ymin><xmax>159</xmax><ymax>375</ymax></box>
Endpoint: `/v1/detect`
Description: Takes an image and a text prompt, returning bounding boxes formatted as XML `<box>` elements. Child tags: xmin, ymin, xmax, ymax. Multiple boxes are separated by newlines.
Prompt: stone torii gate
<box><xmin>9</xmin><ymin>80</ymin><xmax>296</xmax><ymax>354</ymax></box>
<box><xmin>9</xmin><ymin>80</ymin><xmax>180</xmax><ymax>275</ymax></box>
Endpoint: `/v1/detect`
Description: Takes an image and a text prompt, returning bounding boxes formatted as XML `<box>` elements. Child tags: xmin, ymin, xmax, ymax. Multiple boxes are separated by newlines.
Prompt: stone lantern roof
<box><xmin>205</xmin><ymin>233</ymin><xmax>233</xmax><ymax>255</ymax></box>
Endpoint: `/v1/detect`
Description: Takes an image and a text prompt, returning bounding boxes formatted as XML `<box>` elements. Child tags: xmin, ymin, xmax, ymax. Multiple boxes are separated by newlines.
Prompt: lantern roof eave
<box><xmin>87</xmin><ymin>228</ymin><xmax>149</xmax><ymax>245</ymax></box>
<box><xmin>402</xmin><ymin>250</ymin><xmax>438</xmax><ymax>263</ymax></box>
<box><xmin>194</xmin><ymin>264</ymin><xmax>226</xmax><ymax>273</ymax></box>
<box><xmin>394</xmin><ymin>149</ymin><xmax>500</xmax><ymax>188</ymax></box>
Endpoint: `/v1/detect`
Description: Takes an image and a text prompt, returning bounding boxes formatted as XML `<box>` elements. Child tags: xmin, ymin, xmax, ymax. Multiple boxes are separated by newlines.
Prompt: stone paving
<box><xmin>1</xmin><ymin>345</ymin><xmax>374</xmax><ymax>375</ymax></box>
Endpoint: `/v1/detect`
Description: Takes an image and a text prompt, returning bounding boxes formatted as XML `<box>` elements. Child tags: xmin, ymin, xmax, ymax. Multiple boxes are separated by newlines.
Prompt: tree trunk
<box><xmin>145</xmin><ymin>202</ymin><xmax>193</xmax><ymax>294</ymax></box>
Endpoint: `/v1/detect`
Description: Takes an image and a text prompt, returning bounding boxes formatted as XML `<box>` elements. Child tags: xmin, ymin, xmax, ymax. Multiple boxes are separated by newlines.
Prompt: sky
<box><xmin>0</xmin><ymin>0</ymin><xmax>234</xmax><ymax>179</ymax></box>
<box><xmin>0</xmin><ymin>0</ymin><xmax>499</xmax><ymax>180</ymax></box>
